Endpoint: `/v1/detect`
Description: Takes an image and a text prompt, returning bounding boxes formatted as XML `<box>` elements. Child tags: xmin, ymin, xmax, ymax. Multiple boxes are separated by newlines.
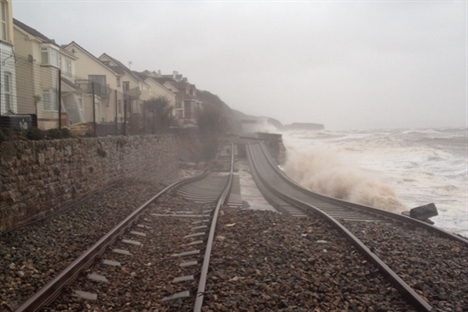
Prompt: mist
<box><xmin>12</xmin><ymin>1</ymin><xmax>466</xmax><ymax>130</ymax></box>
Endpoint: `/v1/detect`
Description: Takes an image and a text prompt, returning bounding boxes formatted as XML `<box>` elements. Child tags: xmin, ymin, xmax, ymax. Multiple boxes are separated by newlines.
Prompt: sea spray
<box><xmin>270</xmin><ymin>127</ymin><xmax>466</xmax><ymax>236</ymax></box>
<box><xmin>283</xmin><ymin>144</ymin><xmax>408</xmax><ymax>213</ymax></box>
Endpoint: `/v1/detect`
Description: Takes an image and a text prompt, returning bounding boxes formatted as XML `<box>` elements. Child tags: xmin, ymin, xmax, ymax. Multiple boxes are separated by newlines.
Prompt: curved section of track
<box><xmin>251</xmin><ymin>142</ymin><xmax>467</xmax><ymax>244</ymax></box>
<box><xmin>247</xmin><ymin>142</ymin><xmax>436</xmax><ymax>311</ymax></box>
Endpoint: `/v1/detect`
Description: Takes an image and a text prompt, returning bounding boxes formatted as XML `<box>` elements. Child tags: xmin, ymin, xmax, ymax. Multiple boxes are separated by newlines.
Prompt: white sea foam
<box><xmin>281</xmin><ymin>127</ymin><xmax>467</xmax><ymax>237</ymax></box>
<box><xmin>283</xmin><ymin>143</ymin><xmax>407</xmax><ymax>212</ymax></box>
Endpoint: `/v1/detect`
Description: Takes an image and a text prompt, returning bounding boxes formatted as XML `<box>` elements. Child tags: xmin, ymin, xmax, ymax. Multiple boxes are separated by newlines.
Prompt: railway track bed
<box><xmin>45</xmin><ymin>193</ymin><xmax>210</xmax><ymax>311</ymax></box>
<box><xmin>0</xmin><ymin>179</ymin><xmax>167</xmax><ymax>311</ymax></box>
<box><xmin>3</xmin><ymin>142</ymin><xmax>467</xmax><ymax>311</ymax></box>
<box><xmin>204</xmin><ymin>208</ymin><xmax>417</xmax><ymax>312</ymax></box>
<box><xmin>342</xmin><ymin>220</ymin><xmax>468</xmax><ymax>311</ymax></box>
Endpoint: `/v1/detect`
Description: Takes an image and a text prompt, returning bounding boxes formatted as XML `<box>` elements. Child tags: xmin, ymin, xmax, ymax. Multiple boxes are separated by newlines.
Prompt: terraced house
<box><xmin>0</xmin><ymin>0</ymin><xmax>17</xmax><ymax>116</ymax></box>
<box><xmin>98</xmin><ymin>53</ymin><xmax>153</xmax><ymax>132</ymax></box>
<box><xmin>13</xmin><ymin>19</ymin><xmax>82</xmax><ymax>129</ymax></box>
<box><xmin>151</xmin><ymin>71</ymin><xmax>202</xmax><ymax>125</ymax></box>
<box><xmin>64</xmin><ymin>41</ymin><xmax>125</xmax><ymax>126</ymax></box>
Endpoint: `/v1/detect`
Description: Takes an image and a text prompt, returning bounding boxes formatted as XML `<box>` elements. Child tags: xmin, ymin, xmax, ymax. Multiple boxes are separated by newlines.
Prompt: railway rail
<box><xmin>247</xmin><ymin>141</ymin><xmax>468</xmax><ymax>311</ymax></box>
<box><xmin>14</xmin><ymin>144</ymin><xmax>235</xmax><ymax>312</ymax></box>
<box><xmin>7</xmin><ymin>140</ymin><xmax>466</xmax><ymax>311</ymax></box>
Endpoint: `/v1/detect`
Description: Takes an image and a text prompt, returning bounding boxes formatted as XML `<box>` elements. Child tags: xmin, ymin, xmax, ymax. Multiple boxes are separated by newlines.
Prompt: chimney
<box><xmin>173</xmin><ymin>70</ymin><xmax>178</xmax><ymax>80</ymax></box>
<box><xmin>158</xmin><ymin>69</ymin><xmax>161</xmax><ymax>77</ymax></box>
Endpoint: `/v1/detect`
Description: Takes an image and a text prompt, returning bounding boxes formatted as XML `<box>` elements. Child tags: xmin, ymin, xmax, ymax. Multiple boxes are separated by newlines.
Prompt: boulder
<box><xmin>410</xmin><ymin>203</ymin><xmax>438</xmax><ymax>220</ymax></box>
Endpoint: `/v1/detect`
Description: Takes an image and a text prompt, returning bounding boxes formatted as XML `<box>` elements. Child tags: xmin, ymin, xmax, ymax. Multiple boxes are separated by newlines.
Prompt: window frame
<box><xmin>3</xmin><ymin>71</ymin><xmax>12</xmax><ymax>111</ymax></box>
<box><xmin>40</xmin><ymin>46</ymin><xmax>60</xmax><ymax>67</ymax></box>
<box><xmin>88</xmin><ymin>75</ymin><xmax>107</xmax><ymax>96</ymax></box>
<box><xmin>122</xmin><ymin>81</ymin><xmax>130</xmax><ymax>92</ymax></box>
<box><xmin>0</xmin><ymin>1</ymin><xmax>7</xmax><ymax>41</ymax></box>
<box><xmin>42</xmin><ymin>89</ymin><xmax>58</xmax><ymax>111</ymax></box>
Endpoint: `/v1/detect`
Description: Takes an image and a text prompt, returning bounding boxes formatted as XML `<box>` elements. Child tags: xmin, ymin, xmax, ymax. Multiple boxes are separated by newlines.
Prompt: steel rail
<box><xmin>15</xmin><ymin>171</ymin><xmax>209</xmax><ymax>312</ymax></box>
<box><xmin>247</xmin><ymin>142</ymin><xmax>433</xmax><ymax>311</ymax></box>
<box><xmin>257</xmin><ymin>142</ymin><xmax>468</xmax><ymax>245</ymax></box>
<box><xmin>193</xmin><ymin>143</ymin><xmax>235</xmax><ymax>312</ymax></box>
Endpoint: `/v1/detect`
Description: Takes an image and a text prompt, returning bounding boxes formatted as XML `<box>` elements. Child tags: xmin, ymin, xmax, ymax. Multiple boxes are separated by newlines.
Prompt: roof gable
<box><xmin>99</xmin><ymin>53</ymin><xmax>143</xmax><ymax>83</ymax></box>
<box><xmin>65</xmin><ymin>42</ymin><xmax>119</xmax><ymax>76</ymax></box>
<box><xmin>13</xmin><ymin>18</ymin><xmax>59</xmax><ymax>47</ymax></box>
<box><xmin>143</xmin><ymin>77</ymin><xmax>175</xmax><ymax>94</ymax></box>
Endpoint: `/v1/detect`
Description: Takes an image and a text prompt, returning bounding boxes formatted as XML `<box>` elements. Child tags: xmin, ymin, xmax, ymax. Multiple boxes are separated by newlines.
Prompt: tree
<box><xmin>143</xmin><ymin>96</ymin><xmax>175</xmax><ymax>133</ymax></box>
<box><xmin>196</xmin><ymin>103</ymin><xmax>230</xmax><ymax>159</ymax></box>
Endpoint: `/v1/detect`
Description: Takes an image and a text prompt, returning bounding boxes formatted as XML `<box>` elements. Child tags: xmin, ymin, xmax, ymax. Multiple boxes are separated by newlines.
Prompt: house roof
<box><xmin>13</xmin><ymin>18</ymin><xmax>59</xmax><ymax>47</ymax></box>
<box><xmin>99</xmin><ymin>53</ymin><xmax>143</xmax><ymax>83</ymax></box>
<box><xmin>133</xmin><ymin>71</ymin><xmax>149</xmax><ymax>80</ymax></box>
<box><xmin>132</xmin><ymin>71</ymin><xmax>176</xmax><ymax>96</ymax></box>
<box><xmin>64</xmin><ymin>41</ymin><xmax>120</xmax><ymax>76</ymax></box>
<box><xmin>161</xmin><ymin>73</ymin><xmax>185</xmax><ymax>82</ymax></box>
<box><xmin>144</xmin><ymin>77</ymin><xmax>176</xmax><ymax>94</ymax></box>
<box><xmin>153</xmin><ymin>77</ymin><xmax>179</xmax><ymax>86</ymax></box>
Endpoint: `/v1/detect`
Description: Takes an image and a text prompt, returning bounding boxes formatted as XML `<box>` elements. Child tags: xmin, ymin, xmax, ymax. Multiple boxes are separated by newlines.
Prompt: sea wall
<box><xmin>255</xmin><ymin>132</ymin><xmax>286</xmax><ymax>165</ymax></box>
<box><xmin>0</xmin><ymin>134</ymin><xmax>177</xmax><ymax>234</ymax></box>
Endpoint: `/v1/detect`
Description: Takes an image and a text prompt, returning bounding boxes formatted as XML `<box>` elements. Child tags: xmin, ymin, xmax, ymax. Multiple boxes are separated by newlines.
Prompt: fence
<box><xmin>0</xmin><ymin>51</ymin><xmax>174</xmax><ymax>137</ymax></box>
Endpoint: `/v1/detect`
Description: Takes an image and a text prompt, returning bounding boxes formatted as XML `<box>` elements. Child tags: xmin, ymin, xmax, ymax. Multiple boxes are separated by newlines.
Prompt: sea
<box><xmin>239</xmin><ymin>125</ymin><xmax>467</xmax><ymax>238</ymax></box>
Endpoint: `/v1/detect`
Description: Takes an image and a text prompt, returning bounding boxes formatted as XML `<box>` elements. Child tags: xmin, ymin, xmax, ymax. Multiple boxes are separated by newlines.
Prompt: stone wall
<box><xmin>255</xmin><ymin>132</ymin><xmax>286</xmax><ymax>165</ymax></box>
<box><xmin>0</xmin><ymin>134</ymin><xmax>177</xmax><ymax>234</ymax></box>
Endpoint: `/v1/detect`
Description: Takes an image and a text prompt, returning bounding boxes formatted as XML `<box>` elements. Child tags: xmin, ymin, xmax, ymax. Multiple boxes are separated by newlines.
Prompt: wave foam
<box><xmin>283</xmin><ymin>146</ymin><xmax>407</xmax><ymax>212</ymax></box>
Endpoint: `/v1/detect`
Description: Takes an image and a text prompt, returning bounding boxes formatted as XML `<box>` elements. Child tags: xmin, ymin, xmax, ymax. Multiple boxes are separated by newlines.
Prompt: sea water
<box><xmin>278</xmin><ymin>127</ymin><xmax>467</xmax><ymax>238</ymax></box>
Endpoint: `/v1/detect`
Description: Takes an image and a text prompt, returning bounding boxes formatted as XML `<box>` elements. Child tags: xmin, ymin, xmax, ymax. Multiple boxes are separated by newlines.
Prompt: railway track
<box><xmin>14</xmin><ymin>144</ymin><xmax>236</xmax><ymax>312</ymax></box>
<box><xmin>6</xmin><ymin>140</ymin><xmax>466</xmax><ymax>311</ymax></box>
<box><xmin>247</xmin><ymin>141</ymin><xmax>468</xmax><ymax>311</ymax></box>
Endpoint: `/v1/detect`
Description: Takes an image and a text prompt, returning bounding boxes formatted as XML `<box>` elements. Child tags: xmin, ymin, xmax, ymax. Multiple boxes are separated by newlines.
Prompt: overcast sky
<box><xmin>13</xmin><ymin>0</ymin><xmax>466</xmax><ymax>130</ymax></box>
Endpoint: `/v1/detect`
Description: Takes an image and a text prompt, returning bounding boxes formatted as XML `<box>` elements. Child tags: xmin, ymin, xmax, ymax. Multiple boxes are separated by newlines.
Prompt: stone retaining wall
<box><xmin>0</xmin><ymin>135</ymin><xmax>177</xmax><ymax>234</ymax></box>
<box><xmin>256</xmin><ymin>132</ymin><xmax>286</xmax><ymax>165</ymax></box>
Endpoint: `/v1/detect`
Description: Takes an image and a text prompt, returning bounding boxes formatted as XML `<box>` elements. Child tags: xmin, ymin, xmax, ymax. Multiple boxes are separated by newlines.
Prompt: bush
<box><xmin>26</xmin><ymin>127</ymin><xmax>45</xmax><ymax>140</ymax></box>
<box><xmin>45</xmin><ymin>128</ymin><xmax>73</xmax><ymax>139</ymax></box>
<box><xmin>46</xmin><ymin>128</ymin><xmax>62</xmax><ymax>139</ymax></box>
<box><xmin>85</xmin><ymin>130</ymin><xmax>95</xmax><ymax>137</ymax></box>
<box><xmin>61</xmin><ymin>128</ymin><xmax>72</xmax><ymax>138</ymax></box>
<box><xmin>0</xmin><ymin>128</ymin><xmax>5</xmax><ymax>145</ymax></box>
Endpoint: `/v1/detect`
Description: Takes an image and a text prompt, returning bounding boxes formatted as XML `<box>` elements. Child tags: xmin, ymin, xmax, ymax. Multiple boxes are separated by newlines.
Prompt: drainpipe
<box><xmin>58</xmin><ymin>69</ymin><xmax>62</xmax><ymax>129</ymax></box>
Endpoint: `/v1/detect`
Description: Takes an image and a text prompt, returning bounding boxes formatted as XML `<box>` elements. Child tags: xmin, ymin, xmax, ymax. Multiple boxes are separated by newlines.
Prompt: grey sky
<box><xmin>13</xmin><ymin>1</ymin><xmax>466</xmax><ymax>130</ymax></box>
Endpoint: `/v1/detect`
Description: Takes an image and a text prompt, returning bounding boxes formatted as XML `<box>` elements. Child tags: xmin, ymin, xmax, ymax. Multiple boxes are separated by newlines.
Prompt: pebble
<box><xmin>0</xmin><ymin>179</ymin><xmax>167</xmax><ymax>310</ymax></box>
<box><xmin>3</xmin><ymin>178</ymin><xmax>464</xmax><ymax>311</ymax></box>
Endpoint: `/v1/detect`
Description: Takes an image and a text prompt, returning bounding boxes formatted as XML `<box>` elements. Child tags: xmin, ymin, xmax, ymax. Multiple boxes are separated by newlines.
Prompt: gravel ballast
<box><xmin>202</xmin><ymin>209</ymin><xmax>417</xmax><ymax>312</ymax></box>
<box><xmin>3</xmin><ymin>178</ymin><xmax>465</xmax><ymax>311</ymax></box>
<box><xmin>342</xmin><ymin>220</ymin><xmax>468</xmax><ymax>312</ymax></box>
<box><xmin>0</xmin><ymin>179</ymin><xmax>166</xmax><ymax>311</ymax></box>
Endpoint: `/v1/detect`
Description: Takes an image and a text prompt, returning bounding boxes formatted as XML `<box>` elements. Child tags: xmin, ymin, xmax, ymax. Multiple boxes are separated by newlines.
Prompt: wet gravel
<box><xmin>44</xmin><ymin>207</ymin><xmax>419</xmax><ymax>312</ymax></box>
<box><xmin>4</xmin><ymin>183</ymin><xmax>465</xmax><ymax>311</ymax></box>
<box><xmin>200</xmin><ymin>209</ymin><xmax>417</xmax><ymax>312</ymax></box>
<box><xmin>0</xmin><ymin>179</ymin><xmax>166</xmax><ymax>311</ymax></box>
<box><xmin>45</xmin><ymin>193</ymin><xmax>207</xmax><ymax>312</ymax></box>
<box><xmin>342</xmin><ymin>220</ymin><xmax>468</xmax><ymax>312</ymax></box>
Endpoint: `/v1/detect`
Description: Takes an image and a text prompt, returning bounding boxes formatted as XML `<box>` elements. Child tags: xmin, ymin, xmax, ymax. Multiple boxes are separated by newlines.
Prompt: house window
<box><xmin>117</xmin><ymin>77</ymin><xmax>120</xmax><ymax>87</ymax></box>
<box><xmin>3</xmin><ymin>72</ymin><xmax>12</xmax><ymax>112</ymax></box>
<box><xmin>50</xmin><ymin>49</ymin><xmax>58</xmax><ymax>67</ymax></box>
<box><xmin>43</xmin><ymin>89</ymin><xmax>58</xmax><ymax>111</ymax></box>
<box><xmin>122</xmin><ymin>81</ymin><xmax>130</xmax><ymax>92</ymax></box>
<box><xmin>118</xmin><ymin>100</ymin><xmax>122</xmax><ymax>113</ymax></box>
<box><xmin>88</xmin><ymin>75</ymin><xmax>107</xmax><ymax>96</ymax></box>
<box><xmin>41</xmin><ymin>47</ymin><xmax>59</xmax><ymax>67</ymax></box>
<box><xmin>41</xmin><ymin>48</ymin><xmax>48</xmax><ymax>64</ymax></box>
<box><xmin>0</xmin><ymin>1</ymin><xmax>6</xmax><ymax>41</ymax></box>
<box><xmin>66</xmin><ymin>59</ymin><xmax>72</xmax><ymax>75</ymax></box>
